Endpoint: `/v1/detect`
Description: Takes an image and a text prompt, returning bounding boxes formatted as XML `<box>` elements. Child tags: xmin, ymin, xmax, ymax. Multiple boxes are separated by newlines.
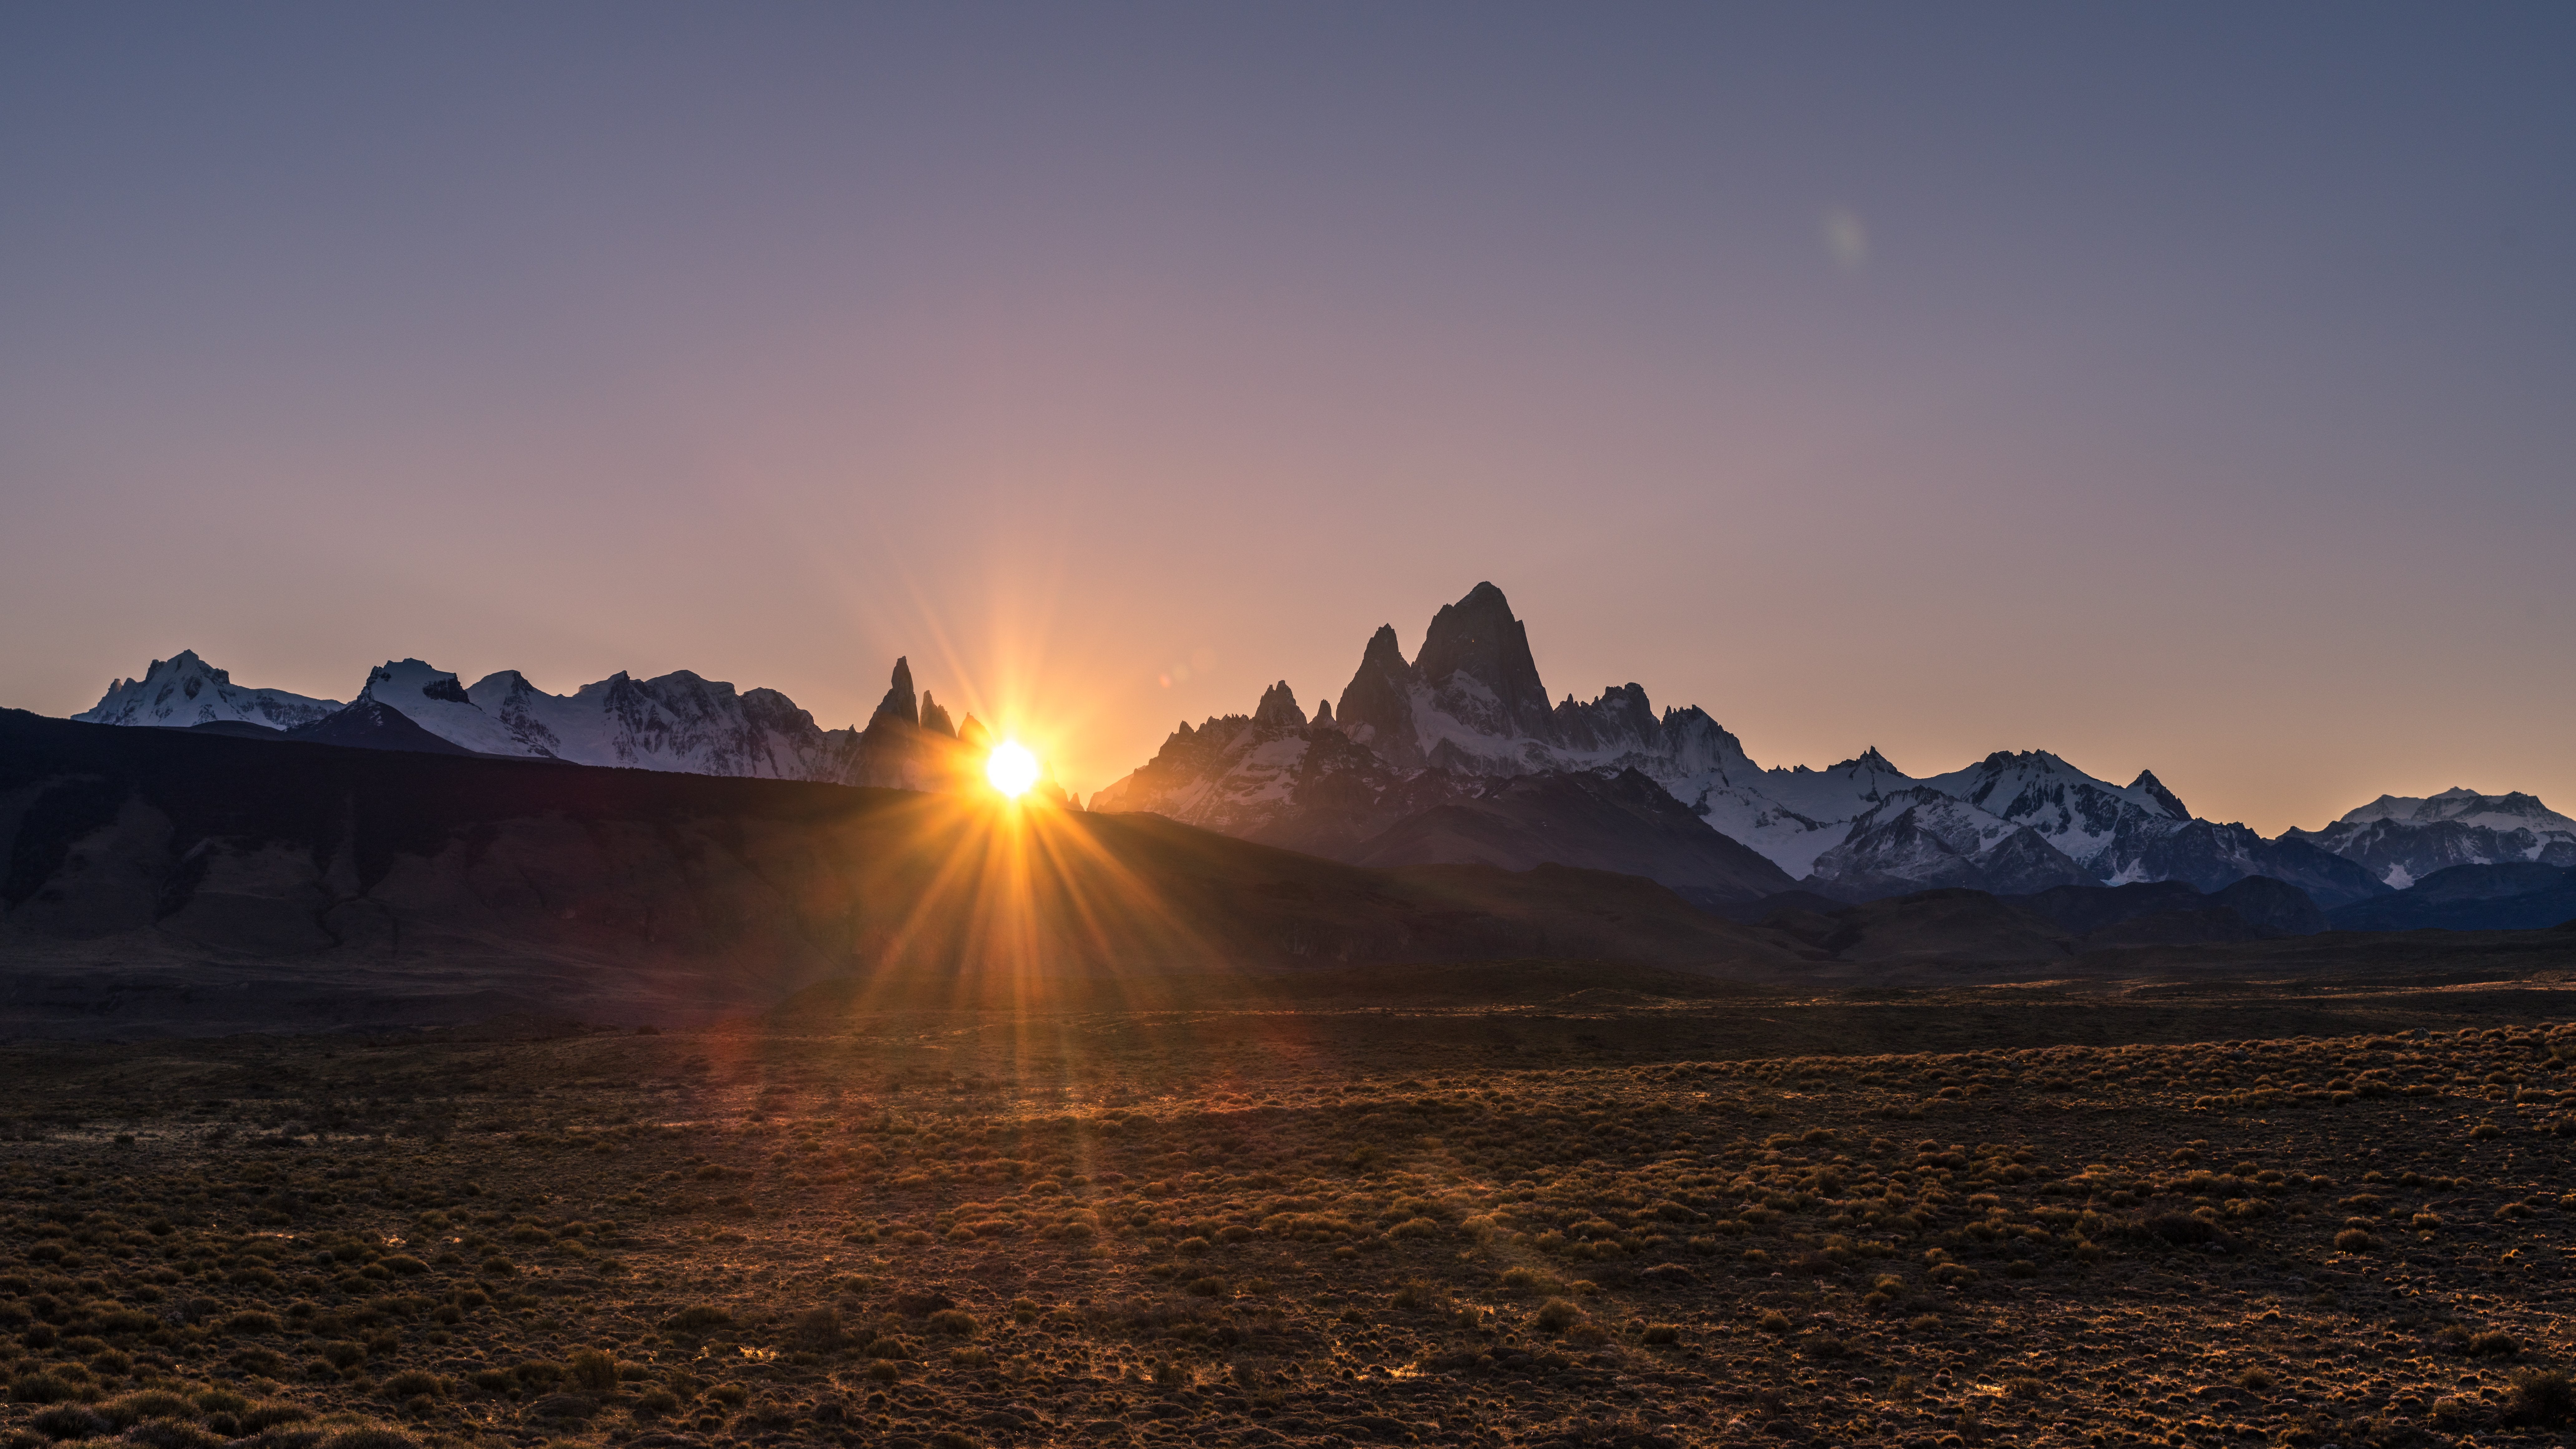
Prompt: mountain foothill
<box><xmin>7</xmin><ymin>583</ymin><xmax>2573</xmax><ymax>1035</ymax></box>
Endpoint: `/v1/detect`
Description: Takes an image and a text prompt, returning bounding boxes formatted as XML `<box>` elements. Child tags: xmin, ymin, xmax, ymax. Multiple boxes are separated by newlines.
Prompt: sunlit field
<box><xmin>4</xmin><ymin>975</ymin><xmax>2574</xmax><ymax>1449</ymax></box>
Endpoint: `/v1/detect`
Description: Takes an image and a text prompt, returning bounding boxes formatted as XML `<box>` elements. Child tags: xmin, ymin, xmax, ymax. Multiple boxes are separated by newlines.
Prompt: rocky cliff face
<box><xmin>1093</xmin><ymin>581</ymin><xmax>2394</xmax><ymax>907</ymax></box>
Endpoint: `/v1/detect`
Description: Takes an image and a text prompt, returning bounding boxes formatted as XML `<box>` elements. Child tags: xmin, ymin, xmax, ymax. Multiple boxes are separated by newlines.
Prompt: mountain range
<box><xmin>56</xmin><ymin>583</ymin><xmax>2574</xmax><ymax>922</ymax></box>
<box><xmin>75</xmin><ymin>648</ymin><xmax>1017</xmax><ymax>797</ymax></box>
<box><xmin>1087</xmin><ymin>582</ymin><xmax>2457</xmax><ymax>911</ymax></box>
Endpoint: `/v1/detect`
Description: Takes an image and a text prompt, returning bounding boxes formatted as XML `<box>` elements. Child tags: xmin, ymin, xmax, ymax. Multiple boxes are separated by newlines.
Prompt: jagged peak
<box><xmin>1415</xmin><ymin>581</ymin><xmax>1551</xmax><ymax>739</ymax></box>
<box><xmin>2128</xmin><ymin>769</ymin><xmax>2190</xmax><ymax>821</ymax></box>
<box><xmin>919</xmin><ymin>690</ymin><xmax>957</xmax><ymax>739</ymax></box>
<box><xmin>1830</xmin><ymin>747</ymin><xmax>1903</xmax><ymax>775</ymax></box>
<box><xmin>864</xmin><ymin>656</ymin><xmax>919</xmax><ymax>734</ymax></box>
<box><xmin>1253</xmin><ymin>681</ymin><xmax>1306</xmax><ymax>728</ymax></box>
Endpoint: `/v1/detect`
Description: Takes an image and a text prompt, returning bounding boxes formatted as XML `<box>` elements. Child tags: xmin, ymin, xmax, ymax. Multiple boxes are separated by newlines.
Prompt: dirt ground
<box><xmin>4</xmin><ymin>969</ymin><xmax>2576</xmax><ymax>1449</ymax></box>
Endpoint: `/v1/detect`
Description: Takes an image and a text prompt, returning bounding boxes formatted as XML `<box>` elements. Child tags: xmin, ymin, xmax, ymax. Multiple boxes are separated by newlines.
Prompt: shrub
<box><xmin>2471</xmin><ymin>1330</ymin><xmax>2523</xmax><ymax>1358</ymax></box>
<box><xmin>124</xmin><ymin>1420</ymin><xmax>224</xmax><ymax>1449</ymax></box>
<box><xmin>664</xmin><ymin>1305</ymin><xmax>732</xmax><ymax>1333</ymax></box>
<box><xmin>2334</xmin><ymin>1229</ymin><xmax>2381</xmax><ymax>1253</ymax></box>
<box><xmin>927</xmin><ymin>1309</ymin><xmax>978</xmax><ymax>1337</ymax></box>
<box><xmin>568</xmin><ymin>1349</ymin><xmax>617</xmax><ymax>1393</ymax></box>
<box><xmin>239</xmin><ymin>1402</ymin><xmax>314</xmax><ymax>1431</ymax></box>
<box><xmin>1534</xmin><ymin>1298</ymin><xmax>1583</xmax><ymax>1333</ymax></box>
<box><xmin>1641</xmin><ymin>1323</ymin><xmax>1682</xmax><ymax>1345</ymax></box>
<box><xmin>322</xmin><ymin>1430</ymin><xmax>423</xmax><ymax>1449</ymax></box>
<box><xmin>2506</xmin><ymin>1370</ymin><xmax>2576</xmax><ymax>1427</ymax></box>
<box><xmin>31</xmin><ymin>1405</ymin><xmax>110</xmax><ymax>1438</ymax></box>
<box><xmin>514</xmin><ymin>1361</ymin><xmax>567</xmax><ymax>1389</ymax></box>
<box><xmin>381</xmin><ymin>1370</ymin><xmax>446</xmax><ymax>1399</ymax></box>
<box><xmin>10</xmin><ymin>1370</ymin><xmax>78</xmax><ymax>1403</ymax></box>
<box><xmin>104</xmin><ymin>1391</ymin><xmax>200</xmax><ymax>1427</ymax></box>
<box><xmin>1185</xmin><ymin>1277</ymin><xmax>1228</xmax><ymax>1298</ymax></box>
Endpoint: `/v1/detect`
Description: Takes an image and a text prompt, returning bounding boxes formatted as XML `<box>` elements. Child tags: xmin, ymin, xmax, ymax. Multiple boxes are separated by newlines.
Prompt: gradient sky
<box><xmin>4</xmin><ymin>4</ymin><xmax>2570</xmax><ymax>831</ymax></box>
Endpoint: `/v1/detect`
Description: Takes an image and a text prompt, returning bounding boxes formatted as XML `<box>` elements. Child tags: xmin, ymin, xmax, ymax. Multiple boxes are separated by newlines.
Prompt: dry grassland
<box><xmin>3</xmin><ymin>973</ymin><xmax>2575</xmax><ymax>1449</ymax></box>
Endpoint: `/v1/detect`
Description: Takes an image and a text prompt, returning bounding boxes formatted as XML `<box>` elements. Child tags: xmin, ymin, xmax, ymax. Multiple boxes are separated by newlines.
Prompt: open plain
<box><xmin>5</xmin><ymin>964</ymin><xmax>2576</xmax><ymax>1449</ymax></box>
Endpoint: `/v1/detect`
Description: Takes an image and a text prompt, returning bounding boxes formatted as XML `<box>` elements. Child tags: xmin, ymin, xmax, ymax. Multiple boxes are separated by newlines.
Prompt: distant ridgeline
<box><xmin>73</xmin><ymin>649</ymin><xmax>1048</xmax><ymax>800</ymax></box>
<box><xmin>1085</xmin><ymin>582</ymin><xmax>2573</xmax><ymax>924</ymax></box>
<box><xmin>56</xmin><ymin>585</ymin><xmax>2576</xmax><ymax>929</ymax></box>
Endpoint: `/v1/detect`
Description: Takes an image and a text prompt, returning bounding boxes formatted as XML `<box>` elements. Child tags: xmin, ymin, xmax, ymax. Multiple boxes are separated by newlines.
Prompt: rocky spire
<box><xmin>1333</xmin><ymin>624</ymin><xmax>1415</xmax><ymax>752</ymax></box>
<box><xmin>918</xmin><ymin>690</ymin><xmax>957</xmax><ymax>738</ymax></box>
<box><xmin>863</xmin><ymin>657</ymin><xmax>918</xmax><ymax>738</ymax></box>
<box><xmin>1413</xmin><ymin>581</ymin><xmax>1554</xmax><ymax>740</ymax></box>
<box><xmin>1253</xmin><ymin>681</ymin><xmax>1306</xmax><ymax>728</ymax></box>
<box><xmin>1312</xmin><ymin>698</ymin><xmax>1333</xmax><ymax>727</ymax></box>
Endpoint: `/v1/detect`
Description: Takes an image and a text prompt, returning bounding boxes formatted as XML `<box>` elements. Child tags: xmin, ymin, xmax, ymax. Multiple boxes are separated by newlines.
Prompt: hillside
<box><xmin>0</xmin><ymin>711</ymin><xmax>1809</xmax><ymax>1035</ymax></box>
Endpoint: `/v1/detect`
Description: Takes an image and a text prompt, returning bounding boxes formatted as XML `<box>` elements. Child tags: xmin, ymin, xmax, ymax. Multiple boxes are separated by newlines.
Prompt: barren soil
<box><xmin>5</xmin><ymin>968</ymin><xmax>2576</xmax><ymax>1449</ymax></box>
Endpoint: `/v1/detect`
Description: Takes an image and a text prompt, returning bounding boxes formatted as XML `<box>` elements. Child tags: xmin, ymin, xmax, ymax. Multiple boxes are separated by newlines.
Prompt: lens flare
<box><xmin>986</xmin><ymin>740</ymin><xmax>1040</xmax><ymax>798</ymax></box>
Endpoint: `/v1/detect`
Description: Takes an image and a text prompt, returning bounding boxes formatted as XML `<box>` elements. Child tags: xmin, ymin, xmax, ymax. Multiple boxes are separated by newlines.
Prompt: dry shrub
<box><xmin>2507</xmin><ymin>1370</ymin><xmax>2576</xmax><ymax>1427</ymax></box>
<box><xmin>1389</xmin><ymin>1279</ymin><xmax>1443</xmax><ymax>1310</ymax></box>
<box><xmin>568</xmin><ymin>1348</ymin><xmax>619</xmax><ymax>1392</ymax></box>
<box><xmin>1534</xmin><ymin>1298</ymin><xmax>1583</xmax><ymax>1333</ymax></box>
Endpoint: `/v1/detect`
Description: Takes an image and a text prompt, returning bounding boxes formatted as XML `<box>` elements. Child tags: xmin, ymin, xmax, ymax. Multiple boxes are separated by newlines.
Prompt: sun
<box><xmin>985</xmin><ymin>740</ymin><xmax>1041</xmax><ymax>798</ymax></box>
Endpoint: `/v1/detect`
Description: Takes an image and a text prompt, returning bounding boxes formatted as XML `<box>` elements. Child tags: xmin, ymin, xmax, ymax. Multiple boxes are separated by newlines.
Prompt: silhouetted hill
<box><xmin>2327</xmin><ymin>863</ymin><xmax>2576</xmax><ymax>932</ymax></box>
<box><xmin>0</xmin><ymin>710</ymin><xmax>1808</xmax><ymax>1035</ymax></box>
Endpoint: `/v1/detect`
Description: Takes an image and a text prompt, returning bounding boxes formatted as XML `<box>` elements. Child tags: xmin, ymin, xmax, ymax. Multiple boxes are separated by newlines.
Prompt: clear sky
<box><xmin>3</xmin><ymin>4</ymin><xmax>2569</xmax><ymax>831</ymax></box>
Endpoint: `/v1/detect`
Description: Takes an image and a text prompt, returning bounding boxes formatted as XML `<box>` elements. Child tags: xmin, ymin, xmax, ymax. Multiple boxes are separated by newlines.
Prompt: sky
<box><xmin>2</xmin><ymin>4</ymin><xmax>2569</xmax><ymax>832</ymax></box>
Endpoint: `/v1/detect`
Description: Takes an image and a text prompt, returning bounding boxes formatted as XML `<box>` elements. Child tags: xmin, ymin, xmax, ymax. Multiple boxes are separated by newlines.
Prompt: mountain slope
<box><xmin>2287</xmin><ymin>789</ymin><xmax>2576</xmax><ymax>888</ymax></box>
<box><xmin>74</xmin><ymin>651</ymin><xmax>339</xmax><ymax>730</ymax></box>
<box><xmin>2325</xmin><ymin>864</ymin><xmax>2576</xmax><ymax>932</ymax></box>
<box><xmin>1340</xmin><ymin>767</ymin><xmax>1797</xmax><ymax>908</ymax></box>
<box><xmin>77</xmin><ymin>651</ymin><xmax>989</xmax><ymax>792</ymax></box>
<box><xmin>0</xmin><ymin>710</ymin><xmax>1811</xmax><ymax>1034</ymax></box>
<box><xmin>1096</xmin><ymin>581</ymin><xmax>2393</xmax><ymax>906</ymax></box>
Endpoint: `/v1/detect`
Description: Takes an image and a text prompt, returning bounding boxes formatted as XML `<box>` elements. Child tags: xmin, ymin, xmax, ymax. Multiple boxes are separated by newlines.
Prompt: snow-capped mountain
<box><xmin>73</xmin><ymin>651</ymin><xmax>340</xmax><ymax>731</ymax></box>
<box><xmin>75</xmin><ymin>651</ymin><xmax>990</xmax><ymax>794</ymax></box>
<box><xmin>1093</xmin><ymin>581</ymin><xmax>2392</xmax><ymax>906</ymax></box>
<box><xmin>2285</xmin><ymin>789</ymin><xmax>2576</xmax><ymax>888</ymax></box>
<box><xmin>1807</xmin><ymin>788</ymin><xmax>2097</xmax><ymax>899</ymax></box>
